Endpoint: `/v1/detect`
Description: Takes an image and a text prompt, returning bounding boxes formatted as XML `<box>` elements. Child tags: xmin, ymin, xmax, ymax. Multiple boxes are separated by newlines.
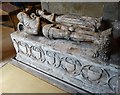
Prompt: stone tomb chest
<box><xmin>11</xmin><ymin>3</ymin><xmax>120</xmax><ymax>94</ymax></box>
<box><xmin>11</xmin><ymin>31</ymin><xmax>120</xmax><ymax>94</ymax></box>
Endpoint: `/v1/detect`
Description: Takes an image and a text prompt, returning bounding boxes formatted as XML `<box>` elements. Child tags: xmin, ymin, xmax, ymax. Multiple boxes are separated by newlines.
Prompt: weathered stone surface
<box><xmin>103</xmin><ymin>2</ymin><xmax>119</xmax><ymax>20</ymax></box>
<box><xmin>41</xmin><ymin>2</ymin><xmax>104</xmax><ymax>18</ymax></box>
<box><xmin>11</xmin><ymin>31</ymin><xmax>120</xmax><ymax>94</ymax></box>
<box><xmin>41</xmin><ymin>2</ymin><xmax>120</xmax><ymax>21</ymax></box>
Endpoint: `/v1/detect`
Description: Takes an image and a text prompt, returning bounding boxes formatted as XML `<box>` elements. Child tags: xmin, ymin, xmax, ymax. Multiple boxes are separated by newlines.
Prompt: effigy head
<box><xmin>17</xmin><ymin>12</ymin><xmax>40</xmax><ymax>35</ymax></box>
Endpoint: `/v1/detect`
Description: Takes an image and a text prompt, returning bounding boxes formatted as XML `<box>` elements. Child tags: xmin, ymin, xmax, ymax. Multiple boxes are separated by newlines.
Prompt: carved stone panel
<box><xmin>11</xmin><ymin>31</ymin><xmax>120</xmax><ymax>94</ymax></box>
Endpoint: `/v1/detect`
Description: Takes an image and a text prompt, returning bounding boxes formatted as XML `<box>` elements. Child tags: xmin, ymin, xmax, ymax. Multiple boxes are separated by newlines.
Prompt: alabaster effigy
<box><xmin>17</xmin><ymin>10</ymin><xmax>113</xmax><ymax>61</ymax></box>
<box><xmin>11</xmin><ymin>9</ymin><xmax>120</xmax><ymax>94</ymax></box>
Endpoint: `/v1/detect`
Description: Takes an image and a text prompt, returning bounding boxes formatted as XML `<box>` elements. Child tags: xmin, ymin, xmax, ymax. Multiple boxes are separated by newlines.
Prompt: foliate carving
<box><xmin>29</xmin><ymin>46</ymin><xmax>46</xmax><ymax>63</ymax></box>
<box><xmin>13</xmin><ymin>39</ymin><xmax>46</xmax><ymax>63</ymax></box>
<box><xmin>46</xmin><ymin>50</ymin><xmax>61</xmax><ymax>68</ymax></box>
<box><xmin>13</xmin><ymin>39</ymin><xmax>29</xmax><ymax>55</ymax></box>
<box><xmin>60</xmin><ymin>57</ymin><xmax>82</xmax><ymax>75</ymax></box>
<box><xmin>46</xmin><ymin>50</ymin><xmax>82</xmax><ymax>76</ymax></box>
<box><xmin>13</xmin><ymin>39</ymin><xmax>83</xmax><ymax>75</ymax></box>
<box><xmin>13</xmin><ymin>39</ymin><xmax>112</xmax><ymax>80</ymax></box>
<box><xmin>12</xmin><ymin>36</ymin><xmax>120</xmax><ymax>93</ymax></box>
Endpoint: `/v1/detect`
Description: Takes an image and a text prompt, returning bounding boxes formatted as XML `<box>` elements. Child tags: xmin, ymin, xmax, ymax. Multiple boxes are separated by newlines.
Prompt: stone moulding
<box><xmin>11</xmin><ymin>31</ymin><xmax>120</xmax><ymax>94</ymax></box>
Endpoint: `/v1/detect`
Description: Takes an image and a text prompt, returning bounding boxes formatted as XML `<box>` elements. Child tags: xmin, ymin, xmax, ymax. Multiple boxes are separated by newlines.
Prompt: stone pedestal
<box><xmin>11</xmin><ymin>31</ymin><xmax>120</xmax><ymax>94</ymax></box>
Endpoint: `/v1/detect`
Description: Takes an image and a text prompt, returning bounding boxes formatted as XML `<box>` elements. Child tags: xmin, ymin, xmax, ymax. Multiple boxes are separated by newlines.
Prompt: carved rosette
<box><xmin>81</xmin><ymin>65</ymin><xmax>109</xmax><ymax>85</ymax></box>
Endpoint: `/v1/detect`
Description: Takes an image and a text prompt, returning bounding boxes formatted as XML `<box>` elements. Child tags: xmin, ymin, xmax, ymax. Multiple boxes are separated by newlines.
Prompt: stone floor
<box><xmin>0</xmin><ymin>63</ymin><xmax>67</xmax><ymax>94</ymax></box>
<box><xmin>0</xmin><ymin>10</ymin><xmax>67</xmax><ymax>93</ymax></box>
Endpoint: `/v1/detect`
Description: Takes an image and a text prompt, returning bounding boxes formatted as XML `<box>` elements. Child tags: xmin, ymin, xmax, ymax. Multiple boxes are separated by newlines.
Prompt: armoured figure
<box><xmin>17</xmin><ymin>10</ymin><xmax>112</xmax><ymax>61</ymax></box>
